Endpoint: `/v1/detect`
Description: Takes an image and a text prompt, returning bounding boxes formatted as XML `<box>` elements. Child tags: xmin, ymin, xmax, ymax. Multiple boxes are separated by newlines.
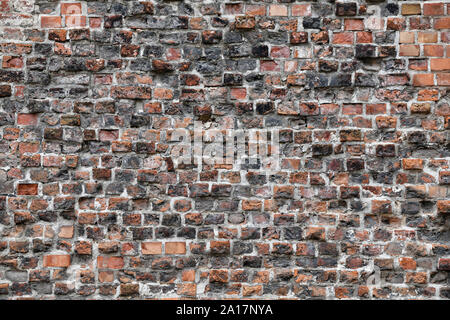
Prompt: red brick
<box><xmin>66</xmin><ymin>16</ymin><xmax>86</xmax><ymax>27</ymax></box>
<box><xmin>97</xmin><ymin>256</ymin><xmax>124</xmax><ymax>269</ymax></box>
<box><xmin>2</xmin><ymin>56</ymin><xmax>23</xmax><ymax>68</ymax></box>
<box><xmin>142</xmin><ymin>242</ymin><xmax>162</xmax><ymax>255</ymax></box>
<box><xmin>165</xmin><ymin>242</ymin><xmax>186</xmax><ymax>255</ymax></box>
<box><xmin>333</xmin><ymin>32</ymin><xmax>353</xmax><ymax>44</ymax></box>
<box><xmin>41</xmin><ymin>16</ymin><xmax>62</xmax><ymax>28</ymax></box>
<box><xmin>344</xmin><ymin>19</ymin><xmax>364</xmax><ymax>31</ymax></box>
<box><xmin>399</xmin><ymin>257</ymin><xmax>417</xmax><ymax>270</ymax></box>
<box><xmin>292</xmin><ymin>4</ymin><xmax>311</xmax><ymax>17</ymax></box>
<box><xmin>434</xmin><ymin>17</ymin><xmax>450</xmax><ymax>29</ymax></box>
<box><xmin>413</xmin><ymin>74</ymin><xmax>434</xmax><ymax>86</ymax></box>
<box><xmin>437</xmin><ymin>200</ymin><xmax>450</xmax><ymax>214</ymax></box>
<box><xmin>43</xmin><ymin>255</ymin><xmax>71</xmax><ymax>267</ymax></box>
<box><xmin>436</xmin><ymin>73</ymin><xmax>450</xmax><ymax>86</ymax></box>
<box><xmin>269</xmin><ymin>5</ymin><xmax>287</xmax><ymax>16</ymax></box>
<box><xmin>17</xmin><ymin>113</ymin><xmax>38</xmax><ymax>125</ymax></box>
<box><xmin>402</xmin><ymin>159</ymin><xmax>424</xmax><ymax>170</ymax></box>
<box><xmin>423</xmin><ymin>45</ymin><xmax>444</xmax><ymax>57</ymax></box>
<box><xmin>17</xmin><ymin>184</ymin><xmax>38</xmax><ymax>195</ymax></box>
<box><xmin>430</xmin><ymin>58</ymin><xmax>450</xmax><ymax>71</ymax></box>
<box><xmin>61</xmin><ymin>3</ymin><xmax>82</xmax><ymax>15</ymax></box>
<box><xmin>423</xmin><ymin>3</ymin><xmax>444</xmax><ymax>16</ymax></box>
<box><xmin>400</xmin><ymin>45</ymin><xmax>420</xmax><ymax>56</ymax></box>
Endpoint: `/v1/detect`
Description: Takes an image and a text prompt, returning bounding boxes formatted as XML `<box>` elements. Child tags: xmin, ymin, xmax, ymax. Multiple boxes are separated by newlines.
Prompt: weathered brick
<box><xmin>0</xmin><ymin>0</ymin><xmax>447</xmax><ymax>301</ymax></box>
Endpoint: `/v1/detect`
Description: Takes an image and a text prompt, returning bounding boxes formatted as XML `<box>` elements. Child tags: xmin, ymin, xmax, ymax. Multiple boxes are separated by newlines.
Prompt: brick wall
<box><xmin>0</xmin><ymin>0</ymin><xmax>449</xmax><ymax>299</ymax></box>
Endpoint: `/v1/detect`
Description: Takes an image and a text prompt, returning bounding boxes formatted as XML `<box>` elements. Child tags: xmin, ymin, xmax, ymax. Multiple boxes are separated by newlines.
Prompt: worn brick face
<box><xmin>0</xmin><ymin>0</ymin><xmax>449</xmax><ymax>301</ymax></box>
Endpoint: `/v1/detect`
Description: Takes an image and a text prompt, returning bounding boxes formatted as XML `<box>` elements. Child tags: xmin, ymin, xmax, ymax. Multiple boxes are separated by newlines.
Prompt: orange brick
<box><xmin>190</xmin><ymin>17</ymin><xmax>206</xmax><ymax>30</ymax></box>
<box><xmin>399</xmin><ymin>257</ymin><xmax>417</xmax><ymax>270</ymax></box>
<box><xmin>366</xmin><ymin>103</ymin><xmax>386</xmax><ymax>115</ymax></box>
<box><xmin>61</xmin><ymin>3</ymin><xmax>82</xmax><ymax>15</ymax></box>
<box><xmin>343</xmin><ymin>104</ymin><xmax>363</xmax><ymax>115</ymax></box>
<box><xmin>402</xmin><ymin>3</ymin><xmax>421</xmax><ymax>15</ymax></box>
<box><xmin>43</xmin><ymin>255</ymin><xmax>71</xmax><ymax>267</ymax></box>
<box><xmin>403</xmin><ymin>158</ymin><xmax>424</xmax><ymax>170</ymax></box>
<box><xmin>418</xmin><ymin>32</ymin><xmax>437</xmax><ymax>43</ymax></box>
<box><xmin>41</xmin><ymin>16</ymin><xmax>62</xmax><ymax>28</ymax></box>
<box><xmin>406</xmin><ymin>272</ymin><xmax>427</xmax><ymax>284</ymax></box>
<box><xmin>443</xmin><ymin>32</ymin><xmax>450</xmax><ymax>42</ymax></box>
<box><xmin>252</xmin><ymin>271</ymin><xmax>269</xmax><ymax>283</ymax></box>
<box><xmin>292</xmin><ymin>4</ymin><xmax>311</xmax><ymax>17</ymax></box>
<box><xmin>332</xmin><ymin>32</ymin><xmax>353</xmax><ymax>44</ymax></box>
<box><xmin>242</xmin><ymin>199</ymin><xmax>262</xmax><ymax>211</ymax></box>
<box><xmin>17</xmin><ymin>113</ymin><xmax>38</xmax><ymax>125</ymax></box>
<box><xmin>423</xmin><ymin>45</ymin><xmax>444</xmax><ymax>57</ymax></box>
<box><xmin>434</xmin><ymin>17</ymin><xmax>450</xmax><ymax>29</ymax></box>
<box><xmin>58</xmin><ymin>226</ymin><xmax>74</xmax><ymax>238</ymax></box>
<box><xmin>242</xmin><ymin>285</ymin><xmax>262</xmax><ymax>296</ymax></box>
<box><xmin>19</xmin><ymin>142</ymin><xmax>39</xmax><ymax>154</ymax></box>
<box><xmin>387</xmin><ymin>17</ymin><xmax>406</xmax><ymax>31</ymax></box>
<box><xmin>269</xmin><ymin>5</ymin><xmax>287</xmax><ymax>16</ymax></box>
<box><xmin>245</xmin><ymin>5</ymin><xmax>266</xmax><ymax>16</ymax></box>
<box><xmin>423</xmin><ymin>3</ymin><xmax>444</xmax><ymax>16</ymax></box>
<box><xmin>182</xmin><ymin>270</ymin><xmax>196</xmax><ymax>282</ymax></box>
<box><xmin>356</xmin><ymin>31</ymin><xmax>372</xmax><ymax>43</ymax></box>
<box><xmin>234</xmin><ymin>16</ymin><xmax>256</xmax><ymax>29</ymax></box>
<box><xmin>431</xmin><ymin>58</ymin><xmax>450</xmax><ymax>71</ymax></box>
<box><xmin>66</xmin><ymin>15</ymin><xmax>86</xmax><ymax>27</ymax></box>
<box><xmin>399</xmin><ymin>45</ymin><xmax>420</xmax><ymax>56</ymax></box>
<box><xmin>165</xmin><ymin>242</ymin><xmax>186</xmax><ymax>254</ymax></box>
<box><xmin>97</xmin><ymin>256</ymin><xmax>124</xmax><ymax>269</ymax></box>
<box><xmin>344</xmin><ymin>19</ymin><xmax>364</xmax><ymax>31</ymax></box>
<box><xmin>209</xmin><ymin>269</ymin><xmax>228</xmax><ymax>283</ymax></box>
<box><xmin>2</xmin><ymin>56</ymin><xmax>23</xmax><ymax>68</ymax></box>
<box><xmin>413</xmin><ymin>74</ymin><xmax>434</xmax><ymax>86</ymax></box>
<box><xmin>418</xmin><ymin>89</ymin><xmax>439</xmax><ymax>101</ymax></box>
<box><xmin>437</xmin><ymin>200</ymin><xmax>450</xmax><ymax>214</ymax></box>
<box><xmin>375</xmin><ymin>116</ymin><xmax>397</xmax><ymax>128</ymax></box>
<box><xmin>153</xmin><ymin>88</ymin><xmax>173</xmax><ymax>100</ymax></box>
<box><xmin>17</xmin><ymin>183</ymin><xmax>38</xmax><ymax>195</ymax></box>
<box><xmin>142</xmin><ymin>242</ymin><xmax>162</xmax><ymax>255</ymax></box>
<box><xmin>230</xmin><ymin>88</ymin><xmax>246</xmax><ymax>100</ymax></box>
<box><xmin>399</xmin><ymin>32</ymin><xmax>414</xmax><ymax>43</ymax></box>
<box><xmin>98</xmin><ymin>271</ymin><xmax>114</xmax><ymax>283</ymax></box>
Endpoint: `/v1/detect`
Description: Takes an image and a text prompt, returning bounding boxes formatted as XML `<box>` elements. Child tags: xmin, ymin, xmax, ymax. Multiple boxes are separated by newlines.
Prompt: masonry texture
<box><xmin>0</xmin><ymin>0</ymin><xmax>449</xmax><ymax>300</ymax></box>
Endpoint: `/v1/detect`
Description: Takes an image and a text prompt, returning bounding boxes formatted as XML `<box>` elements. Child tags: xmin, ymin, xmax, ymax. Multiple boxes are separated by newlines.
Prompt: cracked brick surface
<box><xmin>0</xmin><ymin>0</ymin><xmax>449</xmax><ymax>299</ymax></box>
